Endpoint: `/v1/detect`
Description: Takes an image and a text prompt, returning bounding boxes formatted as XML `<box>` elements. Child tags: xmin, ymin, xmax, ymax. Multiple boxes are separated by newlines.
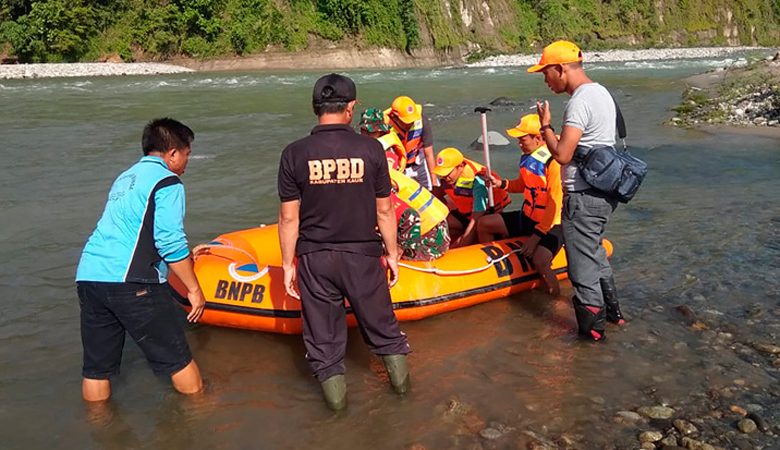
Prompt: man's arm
<box><xmin>458</xmin><ymin>177</ymin><xmax>489</xmax><ymax>246</ymax></box>
<box><xmin>423</xmin><ymin>145</ymin><xmax>437</xmax><ymax>187</ymax></box>
<box><xmin>537</xmin><ymin>100</ymin><xmax>583</xmax><ymax>165</ymax></box>
<box><xmin>153</xmin><ymin>183</ymin><xmax>205</xmax><ymax>323</ymax></box>
<box><xmin>376</xmin><ymin>196</ymin><xmax>399</xmax><ymax>287</ymax></box>
<box><xmin>168</xmin><ymin>258</ymin><xmax>206</xmax><ymax>323</ymax></box>
<box><xmin>421</xmin><ymin>115</ymin><xmax>438</xmax><ymax>187</ymax></box>
<box><xmin>278</xmin><ymin>200</ymin><xmax>300</xmax><ymax>299</ymax></box>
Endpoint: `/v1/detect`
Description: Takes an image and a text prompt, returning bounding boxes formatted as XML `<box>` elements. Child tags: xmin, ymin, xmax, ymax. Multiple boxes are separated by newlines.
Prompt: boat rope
<box><xmin>192</xmin><ymin>243</ymin><xmax>270</xmax><ymax>282</ymax></box>
<box><xmin>192</xmin><ymin>241</ymin><xmax>526</xmax><ymax>278</ymax></box>
<box><xmin>397</xmin><ymin>248</ymin><xmax>525</xmax><ymax>276</ymax></box>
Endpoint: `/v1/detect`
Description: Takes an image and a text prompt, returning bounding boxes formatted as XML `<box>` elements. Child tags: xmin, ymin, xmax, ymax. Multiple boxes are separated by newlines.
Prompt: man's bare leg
<box><xmin>533</xmin><ymin>247</ymin><xmax>560</xmax><ymax>296</ymax></box>
<box><xmin>82</xmin><ymin>378</ymin><xmax>111</xmax><ymax>402</ymax></box>
<box><xmin>477</xmin><ymin>214</ymin><xmax>509</xmax><ymax>243</ymax></box>
<box><xmin>171</xmin><ymin>360</ymin><xmax>203</xmax><ymax>395</ymax></box>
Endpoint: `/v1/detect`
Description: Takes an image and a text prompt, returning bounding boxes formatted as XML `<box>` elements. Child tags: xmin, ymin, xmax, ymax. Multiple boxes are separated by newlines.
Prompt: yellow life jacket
<box><xmin>390</xmin><ymin>169</ymin><xmax>448</xmax><ymax>234</ymax></box>
<box><xmin>377</xmin><ymin>131</ymin><xmax>407</xmax><ymax>171</ymax></box>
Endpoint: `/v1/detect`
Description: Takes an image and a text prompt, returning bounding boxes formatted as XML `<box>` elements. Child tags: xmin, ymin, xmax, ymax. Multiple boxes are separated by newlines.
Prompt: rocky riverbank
<box><xmin>414</xmin><ymin>300</ymin><xmax>780</xmax><ymax>450</ymax></box>
<box><xmin>466</xmin><ymin>46</ymin><xmax>765</xmax><ymax>67</ymax></box>
<box><xmin>0</xmin><ymin>46</ymin><xmax>770</xmax><ymax>80</ymax></box>
<box><xmin>0</xmin><ymin>62</ymin><xmax>193</xmax><ymax>80</ymax></box>
<box><xmin>669</xmin><ymin>52</ymin><xmax>780</xmax><ymax>135</ymax></box>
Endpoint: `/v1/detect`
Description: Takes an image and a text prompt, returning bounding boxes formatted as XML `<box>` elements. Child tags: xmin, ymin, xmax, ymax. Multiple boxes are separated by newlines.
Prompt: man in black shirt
<box><xmin>277</xmin><ymin>73</ymin><xmax>411</xmax><ymax>411</ymax></box>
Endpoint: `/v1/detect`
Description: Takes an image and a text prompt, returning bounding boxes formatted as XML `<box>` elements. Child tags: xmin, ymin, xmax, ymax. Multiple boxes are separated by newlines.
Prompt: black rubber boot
<box><xmin>572</xmin><ymin>296</ymin><xmax>606</xmax><ymax>341</ymax></box>
<box><xmin>382</xmin><ymin>354</ymin><xmax>411</xmax><ymax>395</ymax></box>
<box><xmin>600</xmin><ymin>276</ymin><xmax>625</xmax><ymax>325</ymax></box>
<box><xmin>320</xmin><ymin>374</ymin><xmax>347</xmax><ymax>411</ymax></box>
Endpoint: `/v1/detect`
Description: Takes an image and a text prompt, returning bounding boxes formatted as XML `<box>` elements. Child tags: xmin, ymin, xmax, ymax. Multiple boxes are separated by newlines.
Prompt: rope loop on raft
<box><xmin>192</xmin><ymin>241</ymin><xmax>524</xmax><ymax>278</ymax></box>
<box><xmin>192</xmin><ymin>243</ymin><xmax>270</xmax><ymax>282</ymax></box>
<box><xmin>397</xmin><ymin>247</ymin><xmax>524</xmax><ymax>276</ymax></box>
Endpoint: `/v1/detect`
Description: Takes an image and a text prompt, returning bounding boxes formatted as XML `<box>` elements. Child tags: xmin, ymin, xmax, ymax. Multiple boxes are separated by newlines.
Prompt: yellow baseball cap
<box><xmin>506</xmin><ymin>114</ymin><xmax>541</xmax><ymax>138</ymax></box>
<box><xmin>432</xmin><ymin>147</ymin><xmax>464</xmax><ymax>177</ymax></box>
<box><xmin>387</xmin><ymin>95</ymin><xmax>422</xmax><ymax>124</ymax></box>
<box><xmin>527</xmin><ymin>40</ymin><xmax>583</xmax><ymax>73</ymax></box>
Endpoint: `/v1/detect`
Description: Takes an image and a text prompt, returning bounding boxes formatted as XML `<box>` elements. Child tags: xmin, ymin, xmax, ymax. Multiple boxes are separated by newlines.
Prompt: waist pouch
<box><xmin>573</xmin><ymin>145</ymin><xmax>648</xmax><ymax>203</ymax></box>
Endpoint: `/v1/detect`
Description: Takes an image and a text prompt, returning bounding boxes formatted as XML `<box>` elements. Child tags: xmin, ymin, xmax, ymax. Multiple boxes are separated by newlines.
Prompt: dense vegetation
<box><xmin>1</xmin><ymin>0</ymin><xmax>779</xmax><ymax>63</ymax></box>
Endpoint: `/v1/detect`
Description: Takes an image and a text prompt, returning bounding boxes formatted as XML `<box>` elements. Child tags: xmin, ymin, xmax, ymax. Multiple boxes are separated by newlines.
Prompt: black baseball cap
<box><xmin>312</xmin><ymin>73</ymin><xmax>356</xmax><ymax>104</ymax></box>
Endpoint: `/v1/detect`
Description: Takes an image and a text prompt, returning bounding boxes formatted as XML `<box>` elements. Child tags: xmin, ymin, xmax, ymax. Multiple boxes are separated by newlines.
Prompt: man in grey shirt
<box><xmin>529</xmin><ymin>40</ymin><xmax>626</xmax><ymax>341</ymax></box>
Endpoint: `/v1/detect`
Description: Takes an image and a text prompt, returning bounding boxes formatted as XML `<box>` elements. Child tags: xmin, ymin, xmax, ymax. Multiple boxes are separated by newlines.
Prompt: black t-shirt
<box><xmin>278</xmin><ymin>124</ymin><xmax>391</xmax><ymax>256</ymax></box>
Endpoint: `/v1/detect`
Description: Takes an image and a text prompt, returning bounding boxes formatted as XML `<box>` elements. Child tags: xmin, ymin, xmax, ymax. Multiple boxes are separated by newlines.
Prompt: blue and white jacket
<box><xmin>76</xmin><ymin>156</ymin><xmax>189</xmax><ymax>284</ymax></box>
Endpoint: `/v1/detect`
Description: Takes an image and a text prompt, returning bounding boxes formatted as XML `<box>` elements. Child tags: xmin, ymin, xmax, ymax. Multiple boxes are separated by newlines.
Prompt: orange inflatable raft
<box><xmin>169</xmin><ymin>224</ymin><xmax>613</xmax><ymax>334</ymax></box>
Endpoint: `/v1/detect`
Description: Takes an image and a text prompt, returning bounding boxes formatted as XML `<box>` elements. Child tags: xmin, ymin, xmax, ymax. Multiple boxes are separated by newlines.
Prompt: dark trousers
<box><xmin>297</xmin><ymin>250</ymin><xmax>410</xmax><ymax>382</ymax></box>
<box><xmin>562</xmin><ymin>191</ymin><xmax>618</xmax><ymax>308</ymax></box>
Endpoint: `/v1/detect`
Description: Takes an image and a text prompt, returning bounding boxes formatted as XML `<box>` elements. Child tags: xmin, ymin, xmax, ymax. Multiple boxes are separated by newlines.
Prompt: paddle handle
<box><xmin>478</xmin><ymin>111</ymin><xmax>495</xmax><ymax>207</ymax></box>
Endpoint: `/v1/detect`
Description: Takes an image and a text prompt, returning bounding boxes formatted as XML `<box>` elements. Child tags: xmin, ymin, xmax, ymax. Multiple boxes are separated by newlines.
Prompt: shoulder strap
<box><xmin>609</xmin><ymin>91</ymin><xmax>627</xmax><ymax>150</ymax></box>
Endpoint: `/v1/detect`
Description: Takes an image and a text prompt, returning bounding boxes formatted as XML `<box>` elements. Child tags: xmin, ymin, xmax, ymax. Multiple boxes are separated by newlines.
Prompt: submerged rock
<box><xmin>639</xmin><ymin>430</ymin><xmax>664</xmax><ymax>442</ymax></box>
<box><xmin>737</xmin><ymin>418</ymin><xmax>757</xmax><ymax>433</ymax></box>
<box><xmin>674</xmin><ymin>419</ymin><xmax>698</xmax><ymax>436</ymax></box>
<box><xmin>615</xmin><ymin>410</ymin><xmax>644</xmax><ymax>423</ymax></box>
<box><xmin>488</xmin><ymin>96</ymin><xmax>524</xmax><ymax>106</ymax></box>
<box><xmin>638</xmin><ymin>405</ymin><xmax>676</xmax><ymax>419</ymax></box>
<box><xmin>479</xmin><ymin>427</ymin><xmax>503</xmax><ymax>440</ymax></box>
<box><xmin>751</xmin><ymin>342</ymin><xmax>780</xmax><ymax>354</ymax></box>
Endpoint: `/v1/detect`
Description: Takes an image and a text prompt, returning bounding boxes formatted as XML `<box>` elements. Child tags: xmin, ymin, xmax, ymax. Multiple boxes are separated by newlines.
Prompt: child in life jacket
<box><xmin>359</xmin><ymin>108</ymin><xmax>450</xmax><ymax>261</ymax></box>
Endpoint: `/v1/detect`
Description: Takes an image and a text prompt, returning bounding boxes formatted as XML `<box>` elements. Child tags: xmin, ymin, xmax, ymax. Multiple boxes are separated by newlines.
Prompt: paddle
<box><xmin>474</xmin><ymin>106</ymin><xmax>495</xmax><ymax>208</ymax></box>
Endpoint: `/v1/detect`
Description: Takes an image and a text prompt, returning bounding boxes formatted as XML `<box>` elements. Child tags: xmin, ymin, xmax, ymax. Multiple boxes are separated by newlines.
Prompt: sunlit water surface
<box><xmin>1</xmin><ymin>56</ymin><xmax>778</xmax><ymax>449</ymax></box>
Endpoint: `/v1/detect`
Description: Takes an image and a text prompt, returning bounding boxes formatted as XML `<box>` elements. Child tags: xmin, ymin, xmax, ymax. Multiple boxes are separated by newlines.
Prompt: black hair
<box><xmin>312</xmin><ymin>101</ymin><xmax>349</xmax><ymax>117</ymax></box>
<box><xmin>141</xmin><ymin>118</ymin><xmax>195</xmax><ymax>155</ymax></box>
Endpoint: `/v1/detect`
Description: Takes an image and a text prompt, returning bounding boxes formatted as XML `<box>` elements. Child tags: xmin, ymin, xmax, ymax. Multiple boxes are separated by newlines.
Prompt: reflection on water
<box><xmin>1</xmin><ymin>59</ymin><xmax>778</xmax><ymax>449</ymax></box>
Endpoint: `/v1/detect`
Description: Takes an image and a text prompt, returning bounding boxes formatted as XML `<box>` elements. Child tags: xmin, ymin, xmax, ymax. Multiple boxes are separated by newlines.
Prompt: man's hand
<box><xmin>520</xmin><ymin>234</ymin><xmax>541</xmax><ymax>258</ymax></box>
<box><xmin>283</xmin><ymin>265</ymin><xmax>300</xmax><ymax>300</ymax></box>
<box><xmin>536</xmin><ymin>100</ymin><xmax>552</xmax><ymax>127</ymax></box>
<box><xmin>385</xmin><ymin>253</ymin><xmax>400</xmax><ymax>288</ymax></box>
<box><xmin>479</xmin><ymin>170</ymin><xmax>501</xmax><ymax>187</ymax></box>
<box><xmin>186</xmin><ymin>288</ymin><xmax>206</xmax><ymax>323</ymax></box>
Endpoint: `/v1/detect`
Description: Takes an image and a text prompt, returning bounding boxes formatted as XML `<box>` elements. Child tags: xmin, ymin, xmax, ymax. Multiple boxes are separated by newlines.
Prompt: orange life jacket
<box><xmin>444</xmin><ymin>159</ymin><xmax>511</xmax><ymax>218</ymax></box>
<box><xmin>518</xmin><ymin>146</ymin><xmax>556</xmax><ymax>223</ymax></box>
<box><xmin>386</xmin><ymin>111</ymin><xmax>425</xmax><ymax>165</ymax></box>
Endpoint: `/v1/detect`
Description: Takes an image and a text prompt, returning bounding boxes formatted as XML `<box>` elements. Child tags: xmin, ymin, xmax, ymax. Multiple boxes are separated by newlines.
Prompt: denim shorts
<box><xmin>77</xmin><ymin>281</ymin><xmax>193</xmax><ymax>379</ymax></box>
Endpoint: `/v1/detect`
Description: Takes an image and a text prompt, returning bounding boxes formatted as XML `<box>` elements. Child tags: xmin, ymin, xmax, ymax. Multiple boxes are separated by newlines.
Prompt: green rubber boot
<box><xmin>382</xmin><ymin>354</ymin><xmax>411</xmax><ymax>395</ymax></box>
<box><xmin>320</xmin><ymin>374</ymin><xmax>347</xmax><ymax>411</ymax></box>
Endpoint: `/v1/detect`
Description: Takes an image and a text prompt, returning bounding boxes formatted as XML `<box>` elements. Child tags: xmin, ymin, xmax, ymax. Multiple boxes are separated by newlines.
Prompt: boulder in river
<box><xmin>469</xmin><ymin>131</ymin><xmax>511</xmax><ymax>150</ymax></box>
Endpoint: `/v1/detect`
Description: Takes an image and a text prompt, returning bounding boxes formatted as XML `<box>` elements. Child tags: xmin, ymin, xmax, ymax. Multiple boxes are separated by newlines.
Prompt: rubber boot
<box><xmin>320</xmin><ymin>374</ymin><xmax>347</xmax><ymax>411</ymax></box>
<box><xmin>382</xmin><ymin>354</ymin><xmax>411</xmax><ymax>395</ymax></box>
<box><xmin>600</xmin><ymin>276</ymin><xmax>625</xmax><ymax>325</ymax></box>
<box><xmin>572</xmin><ymin>296</ymin><xmax>607</xmax><ymax>341</ymax></box>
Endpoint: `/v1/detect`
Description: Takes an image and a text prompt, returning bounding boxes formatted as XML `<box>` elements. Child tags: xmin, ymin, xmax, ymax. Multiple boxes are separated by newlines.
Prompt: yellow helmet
<box><xmin>432</xmin><ymin>147</ymin><xmax>464</xmax><ymax>177</ymax></box>
<box><xmin>389</xmin><ymin>95</ymin><xmax>422</xmax><ymax>124</ymax></box>
<box><xmin>506</xmin><ymin>114</ymin><xmax>541</xmax><ymax>138</ymax></box>
<box><xmin>527</xmin><ymin>40</ymin><xmax>583</xmax><ymax>73</ymax></box>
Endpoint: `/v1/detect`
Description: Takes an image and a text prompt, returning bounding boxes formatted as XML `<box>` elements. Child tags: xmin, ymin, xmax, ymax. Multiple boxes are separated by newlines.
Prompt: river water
<box><xmin>1</xmin><ymin>57</ymin><xmax>779</xmax><ymax>449</ymax></box>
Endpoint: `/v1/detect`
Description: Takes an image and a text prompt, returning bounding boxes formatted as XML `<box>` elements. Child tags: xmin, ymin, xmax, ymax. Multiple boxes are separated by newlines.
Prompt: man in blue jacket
<box><xmin>76</xmin><ymin>118</ymin><xmax>205</xmax><ymax>401</ymax></box>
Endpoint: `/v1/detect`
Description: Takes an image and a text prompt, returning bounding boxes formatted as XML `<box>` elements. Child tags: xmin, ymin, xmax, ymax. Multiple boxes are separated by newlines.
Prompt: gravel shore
<box><xmin>0</xmin><ymin>62</ymin><xmax>193</xmax><ymax>80</ymax></box>
<box><xmin>467</xmin><ymin>46</ymin><xmax>767</xmax><ymax>67</ymax></box>
<box><xmin>0</xmin><ymin>47</ymin><xmax>771</xmax><ymax>79</ymax></box>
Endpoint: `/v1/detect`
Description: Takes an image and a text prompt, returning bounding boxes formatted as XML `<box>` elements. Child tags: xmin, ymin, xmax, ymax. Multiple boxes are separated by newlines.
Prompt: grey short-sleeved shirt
<box><xmin>561</xmin><ymin>82</ymin><xmax>616</xmax><ymax>192</ymax></box>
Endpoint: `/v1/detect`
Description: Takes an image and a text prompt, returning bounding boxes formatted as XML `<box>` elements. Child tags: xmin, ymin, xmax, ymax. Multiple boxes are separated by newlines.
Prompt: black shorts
<box><xmin>450</xmin><ymin>210</ymin><xmax>470</xmax><ymax>228</ymax></box>
<box><xmin>500</xmin><ymin>210</ymin><xmax>563</xmax><ymax>255</ymax></box>
<box><xmin>77</xmin><ymin>281</ymin><xmax>192</xmax><ymax>379</ymax></box>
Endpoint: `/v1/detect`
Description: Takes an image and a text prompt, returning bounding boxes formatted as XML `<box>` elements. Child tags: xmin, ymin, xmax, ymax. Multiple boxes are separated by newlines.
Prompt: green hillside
<box><xmin>1</xmin><ymin>0</ymin><xmax>779</xmax><ymax>63</ymax></box>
